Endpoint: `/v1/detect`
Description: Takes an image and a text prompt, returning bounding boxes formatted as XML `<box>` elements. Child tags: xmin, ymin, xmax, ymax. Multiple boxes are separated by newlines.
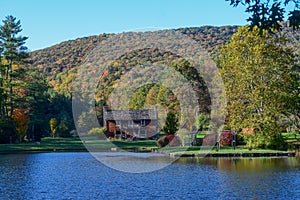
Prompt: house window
<box><xmin>128</xmin><ymin>120</ymin><xmax>133</xmax><ymax>127</ymax></box>
<box><xmin>140</xmin><ymin>120</ymin><xmax>146</xmax><ymax>127</ymax></box>
<box><xmin>116</xmin><ymin>120</ymin><xmax>121</xmax><ymax>126</ymax></box>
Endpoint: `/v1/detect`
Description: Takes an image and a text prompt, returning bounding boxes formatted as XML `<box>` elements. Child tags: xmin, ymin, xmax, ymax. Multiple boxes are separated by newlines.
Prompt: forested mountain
<box><xmin>28</xmin><ymin>26</ymin><xmax>238</xmax><ymax>96</ymax></box>
<box><xmin>29</xmin><ymin>24</ymin><xmax>300</xmax><ymax>96</ymax></box>
<box><xmin>26</xmin><ymin>24</ymin><xmax>300</xmax><ymax>140</ymax></box>
<box><xmin>30</xmin><ymin>26</ymin><xmax>237</xmax><ymax>73</ymax></box>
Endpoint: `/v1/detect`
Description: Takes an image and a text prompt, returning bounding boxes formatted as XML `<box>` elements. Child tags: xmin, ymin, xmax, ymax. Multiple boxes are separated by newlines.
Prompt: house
<box><xmin>103</xmin><ymin>106</ymin><xmax>158</xmax><ymax>139</ymax></box>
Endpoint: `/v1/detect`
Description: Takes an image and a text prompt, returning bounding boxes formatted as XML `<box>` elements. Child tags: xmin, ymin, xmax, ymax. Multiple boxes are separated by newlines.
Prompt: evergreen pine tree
<box><xmin>0</xmin><ymin>15</ymin><xmax>28</xmax><ymax>117</ymax></box>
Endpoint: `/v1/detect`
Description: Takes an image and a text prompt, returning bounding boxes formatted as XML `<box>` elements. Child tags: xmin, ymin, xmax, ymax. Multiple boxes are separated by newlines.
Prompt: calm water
<box><xmin>0</xmin><ymin>153</ymin><xmax>300</xmax><ymax>200</ymax></box>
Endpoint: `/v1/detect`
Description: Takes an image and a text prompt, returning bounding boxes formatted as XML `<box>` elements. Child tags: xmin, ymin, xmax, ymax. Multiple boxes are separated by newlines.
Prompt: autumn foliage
<box><xmin>12</xmin><ymin>108</ymin><xmax>30</xmax><ymax>142</ymax></box>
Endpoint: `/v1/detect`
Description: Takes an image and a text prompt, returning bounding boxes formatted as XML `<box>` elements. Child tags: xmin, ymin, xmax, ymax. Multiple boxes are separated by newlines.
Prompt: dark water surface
<box><xmin>0</xmin><ymin>153</ymin><xmax>299</xmax><ymax>200</ymax></box>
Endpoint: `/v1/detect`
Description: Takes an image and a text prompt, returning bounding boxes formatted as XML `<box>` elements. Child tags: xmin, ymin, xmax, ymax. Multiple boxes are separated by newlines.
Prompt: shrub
<box><xmin>202</xmin><ymin>132</ymin><xmax>234</xmax><ymax>146</ymax></box>
<box><xmin>195</xmin><ymin>113</ymin><xmax>210</xmax><ymax>131</ymax></box>
<box><xmin>202</xmin><ymin>133</ymin><xmax>217</xmax><ymax>146</ymax></box>
<box><xmin>88</xmin><ymin>127</ymin><xmax>107</xmax><ymax>139</ymax></box>
<box><xmin>267</xmin><ymin>134</ymin><xmax>288</xmax><ymax>151</ymax></box>
<box><xmin>219</xmin><ymin>131</ymin><xmax>233</xmax><ymax>146</ymax></box>
<box><xmin>194</xmin><ymin>131</ymin><xmax>210</xmax><ymax>146</ymax></box>
<box><xmin>156</xmin><ymin>136</ymin><xmax>168</xmax><ymax>148</ymax></box>
<box><xmin>156</xmin><ymin>134</ymin><xmax>181</xmax><ymax>147</ymax></box>
<box><xmin>240</xmin><ymin>128</ymin><xmax>287</xmax><ymax>150</ymax></box>
<box><xmin>241</xmin><ymin>132</ymin><xmax>256</xmax><ymax>149</ymax></box>
<box><xmin>236</xmin><ymin>133</ymin><xmax>246</xmax><ymax>145</ymax></box>
<box><xmin>58</xmin><ymin>117</ymin><xmax>73</xmax><ymax>138</ymax></box>
<box><xmin>167</xmin><ymin>134</ymin><xmax>181</xmax><ymax>147</ymax></box>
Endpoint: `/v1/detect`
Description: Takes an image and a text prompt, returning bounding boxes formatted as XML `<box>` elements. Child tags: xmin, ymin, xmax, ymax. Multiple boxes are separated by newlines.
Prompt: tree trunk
<box><xmin>9</xmin><ymin>60</ymin><xmax>13</xmax><ymax>117</ymax></box>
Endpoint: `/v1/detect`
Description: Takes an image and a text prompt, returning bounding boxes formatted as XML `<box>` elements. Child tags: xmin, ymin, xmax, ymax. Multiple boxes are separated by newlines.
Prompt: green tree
<box><xmin>58</xmin><ymin>115</ymin><xmax>72</xmax><ymax>137</ymax></box>
<box><xmin>26</xmin><ymin>70</ymin><xmax>50</xmax><ymax>141</ymax></box>
<box><xmin>145</xmin><ymin>85</ymin><xmax>159</xmax><ymax>106</ymax></box>
<box><xmin>0</xmin><ymin>15</ymin><xmax>28</xmax><ymax>117</ymax></box>
<box><xmin>0</xmin><ymin>47</ymin><xmax>5</xmax><ymax>117</ymax></box>
<box><xmin>195</xmin><ymin>113</ymin><xmax>210</xmax><ymax>132</ymax></box>
<box><xmin>0</xmin><ymin>118</ymin><xmax>16</xmax><ymax>144</ymax></box>
<box><xmin>227</xmin><ymin>0</ymin><xmax>300</xmax><ymax>31</ymax></box>
<box><xmin>170</xmin><ymin>59</ymin><xmax>210</xmax><ymax>114</ymax></box>
<box><xmin>128</xmin><ymin>84</ymin><xmax>153</xmax><ymax>109</ymax></box>
<box><xmin>289</xmin><ymin>65</ymin><xmax>300</xmax><ymax>130</ymax></box>
<box><xmin>157</xmin><ymin>85</ymin><xmax>179</xmax><ymax>110</ymax></box>
<box><xmin>162</xmin><ymin>111</ymin><xmax>179</xmax><ymax>135</ymax></box>
<box><xmin>219</xmin><ymin>26</ymin><xmax>296</xmax><ymax>149</ymax></box>
<box><xmin>48</xmin><ymin>90</ymin><xmax>75</xmax><ymax>135</ymax></box>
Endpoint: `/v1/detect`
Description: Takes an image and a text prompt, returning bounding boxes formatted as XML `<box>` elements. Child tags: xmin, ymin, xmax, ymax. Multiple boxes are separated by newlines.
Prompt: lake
<box><xmin>0</xmin><ymin>152</ymin><xmax>300</xmax><ymax>199</ymax></box>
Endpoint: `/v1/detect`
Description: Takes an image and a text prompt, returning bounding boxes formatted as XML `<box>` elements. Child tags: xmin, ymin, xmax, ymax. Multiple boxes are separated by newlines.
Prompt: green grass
<box><xmin>158</xmin><ymin>146</ymin><xmax>287</xmax><ymax>155</ymax></box>
<box><xmin>282</xmin><ymin>132</ymin><xmax>300</xmax><ymax>140</ymax></box>
<box><xmin>0</xmin><ymin>136</ymin><xmax>293</xmax><ymax>155</ymax></box>
<box><xmin>0</xmin><ymin>137</ymin><xmax>157</xmax><ymax>152</ymax></box>
<box><xmin>0</xmin><ymin>137</ymin><xmax>85</xmax><ymax>151</ymax></box>
<box><xmin>196</xmin><ymin>132</ymin><xmax>208</xmax><ymax>139</ymax></box>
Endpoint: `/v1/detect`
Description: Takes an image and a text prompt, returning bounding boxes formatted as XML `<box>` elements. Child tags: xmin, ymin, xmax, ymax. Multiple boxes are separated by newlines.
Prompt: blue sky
<box><xmin>0</xmin><ymin>0</ymin><xmax>249</xmax><ymax>51</ymax></box>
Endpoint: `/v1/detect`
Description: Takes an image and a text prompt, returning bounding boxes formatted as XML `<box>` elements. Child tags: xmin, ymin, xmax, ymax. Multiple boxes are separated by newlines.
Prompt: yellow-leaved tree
<box><xmin>49</xmin><ymin>118</ymin><xmax>58</xmax><ymax>138</ymax></box>
<box><xmin>219</xmin><ymin>26</ymin><xmax>297</xmax><ymax>150</ymax></box>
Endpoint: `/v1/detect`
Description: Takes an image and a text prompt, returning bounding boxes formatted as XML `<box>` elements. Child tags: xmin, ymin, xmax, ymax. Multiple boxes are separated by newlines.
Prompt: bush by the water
<box><xmin>219</xmin><ymin>131</ymin><xmax>233</xmax><ymax>146</ymax></box>
<box><xmin>267</xmin><ymin>134</ymin><xmax>288</xmax><ymax>151</ymax></box>
<box><xmin>156</xmin><ymin>134</ymin><xmax>181</xmax><ymax>147</ymax></box>
<box><xmin>241</xmin><ymin>130</ymin><xmax>288</xmax><ymax>150</ymax></box>
<box><xmin>202</xmin><ymin>132</ymin><xmax>233</xmax><ymax>146</ymax></box>
<box><xmin>156</xmin><ymin>136</ymin><xmax>168</xmax><ymax>148</ymax></box>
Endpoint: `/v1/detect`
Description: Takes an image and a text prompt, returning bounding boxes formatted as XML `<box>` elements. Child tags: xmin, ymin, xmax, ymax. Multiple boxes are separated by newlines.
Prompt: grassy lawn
<box><xmin>282</xmin><ymin>132</ymin><xmax>300</xmax><ymax>140</ymax></box>
<box><xmin>159</xmin><ymin>146</ymin><xmax>287</xmax><ymax>155</ymax></box>
<box><xmin>196</xmin><ymin>131</ymin><xmax>210</xmax><ymax>139</ymax></box>
<box><xmin>0</xmin><ymin>137</ymin><xmax>157</xmax><ymax>152</ymax></box>
<box><xmin>0</xmin><ymin>136</ymin><xmax>294</xmax><ymax>155</ymax></box>
<box><xmin>0</xmin><ymin>137</ymin><xmax>85</xmax><ymax>151</ymax></box>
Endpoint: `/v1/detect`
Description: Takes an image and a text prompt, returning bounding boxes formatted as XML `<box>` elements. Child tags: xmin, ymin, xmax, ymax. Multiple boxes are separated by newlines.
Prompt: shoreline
<box><xmin>169</xmin><ymin>151</ymin><xmax>296</xmax><ymax>158</ymax></box>
<box><xmin>0</xmin><ymin>148</ymin><xmax>296</xmax><ymax>158</ymax></box>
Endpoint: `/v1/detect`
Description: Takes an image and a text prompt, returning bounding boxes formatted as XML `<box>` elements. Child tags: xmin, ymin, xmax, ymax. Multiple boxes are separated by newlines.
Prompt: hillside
<box><xmin>30</xmin><ymin>26</ymin><xmax>238</xmax><ymax>72</ymax></box>
<box><xmin>29</xmin><ymin>26</ymin><xmax>238</xmax><ymax>95</ymax></box>
<box><xmin>29</xmin><ymin>24</ymin><xmax>300</xmax><ymax>99</ymax></box>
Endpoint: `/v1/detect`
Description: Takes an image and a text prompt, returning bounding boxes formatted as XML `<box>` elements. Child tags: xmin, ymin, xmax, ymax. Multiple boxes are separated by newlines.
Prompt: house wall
<box><xmin>105</xmin><ymin>119</ymin><xmax>158</xmax><ymax>139</ymax></box>
<box><xmin>106</xmin><ymin>121</ymin><xmax>119</xmax><ymax>138</ymax></box>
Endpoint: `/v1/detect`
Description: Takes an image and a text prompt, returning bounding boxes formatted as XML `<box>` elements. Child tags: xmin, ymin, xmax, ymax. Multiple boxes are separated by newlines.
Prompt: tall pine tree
<box><xmin>0</xmin><ymin>15</ymin><xmax>28</xmax><ymax>118</ymax></box>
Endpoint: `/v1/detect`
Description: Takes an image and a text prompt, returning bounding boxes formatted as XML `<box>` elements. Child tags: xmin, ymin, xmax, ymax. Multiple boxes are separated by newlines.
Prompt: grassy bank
<box><xmin>282</xmin><ymin>132</ymin><xmax>300</xmax><ymax>140</ymax></box>
<box><xmin>0</xmin><ymin>137</ymin><xmax>157</xmax><ymax>153</ymax></box>
<box><xmin>0</xmin><ymin>137</ymin><xmax>295</xmax><ymax>156</ymax></box>
<box><xmin>158</xmin><ymin>146</ymin><xmax>288</xmax><ymax>155</ymax></box>
<box><xmin>0</xmin><ymin>137</ymin><xmax>84</xmax><ymax>152</ymax></box>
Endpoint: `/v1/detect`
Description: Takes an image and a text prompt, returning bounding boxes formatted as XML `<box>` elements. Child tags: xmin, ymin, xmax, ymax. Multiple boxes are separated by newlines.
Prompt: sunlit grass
<box><xmin>282</xmin><ymin>132</ymin><xmax>300</xmax><ymax>140</ymax></box>
<box><xmin>0</xmin><ymin>137</ymin><xmax>293</xmax><ymax>155</ymax></box>
<box><xmin>0</xmin><ymin>137</ymin><xmax>157</xmax><ymax>152</ymax></box>
<box><xmin>159</xmin><ymin>146</ymin><xmax>287</xmax><ymax>155</ymax></box>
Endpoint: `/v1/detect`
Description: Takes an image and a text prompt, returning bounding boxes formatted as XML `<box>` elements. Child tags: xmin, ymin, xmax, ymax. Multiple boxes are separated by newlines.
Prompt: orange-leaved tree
<box><xmin>12</xmin><ymin>108</ymin><xmax>30</xmax><ymax>142</ymax></box>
